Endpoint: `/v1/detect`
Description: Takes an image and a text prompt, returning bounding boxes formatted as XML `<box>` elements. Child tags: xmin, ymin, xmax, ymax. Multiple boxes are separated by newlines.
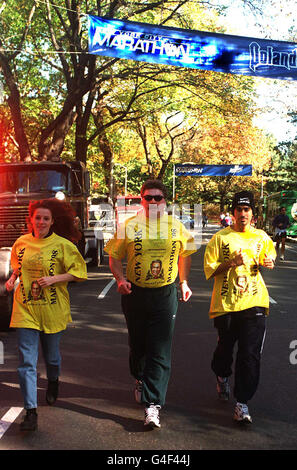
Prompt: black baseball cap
<box><xmin>231</xmin><ymin>191</ymin><xmax>255</xmax><ymax>214</ymax></box>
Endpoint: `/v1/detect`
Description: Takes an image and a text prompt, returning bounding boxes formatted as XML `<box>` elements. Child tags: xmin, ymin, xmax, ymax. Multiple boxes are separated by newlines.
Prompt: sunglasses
<box><xmin>142</xmin><ymin>195</ymin><xmax>164</xmax><ymax>202</ymax></box>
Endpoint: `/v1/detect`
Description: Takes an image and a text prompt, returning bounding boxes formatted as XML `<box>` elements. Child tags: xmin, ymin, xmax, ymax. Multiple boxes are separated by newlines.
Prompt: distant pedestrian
<box><xmin>202</xmin><ymin>211</ymin><xmax>208</xmax><ymax>228</ymax></box>
<box><xmin>272</xmin><ymin>206</ymin><xmax>290</xmax><ymax>260</ymax></box>
<box><xmin>6</xmin><ymin>199</ymin><xmax>87</xmax><ymax>432</ymax></box>
<box><xmin>219</xmin><ymin>212</ymin><xmax>225</xmax><ymax>227</ymax></box>
<box><xmin>204</xmin><ymin>190</ymin><xmax>276</xmax><ymax>424</ymax></box>
<box><xmin>105</xmin><ymin>179</ymin><xmax>196</xmax><ymax>429</ymax></box>
<box><xmin>224</xmin><ymin>212</ymin><xmax>232</xmax><ymax>226</ymax></box>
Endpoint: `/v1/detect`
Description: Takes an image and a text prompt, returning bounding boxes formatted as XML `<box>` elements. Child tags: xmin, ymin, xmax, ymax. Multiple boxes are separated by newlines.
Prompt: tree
<box><xmin>176</xmin><ymin>115</ymin><xmax>275</xmax><ymax>209</ymax></box>
<box><xmin>266</xmin><ymin>139</ymin><xmax>297</xmax><ymax>193</ymax></box>
<box><xmin>0</xmin><ymin>2</ymin><xmax>36</xmax><ymax>161</ymax></box>
<box><xmin>1</xmin><ymin>0</ymin><xmax>215</xmax><ymax>161</ymax></box>
<box><xmin>0</xmin><ymin>0</ymin><xmax>276</xmax><ymax>210</ymax></box>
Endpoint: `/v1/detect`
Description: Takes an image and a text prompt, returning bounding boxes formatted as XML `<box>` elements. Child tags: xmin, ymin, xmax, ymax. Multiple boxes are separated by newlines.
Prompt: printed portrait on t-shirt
<box><xmin>27</xmin><ymin>280</ymin><xmax>45</xmax><ymax>302</ymax></box>
<box><xmin>145</xmin><ymin>259</ymin><xmax>164</xmax><ymax>280</ymax></box>
<box><xmin>236</xmin><ymin>275</ymin><xmax>248</xmax><ymax>293</ymax></box>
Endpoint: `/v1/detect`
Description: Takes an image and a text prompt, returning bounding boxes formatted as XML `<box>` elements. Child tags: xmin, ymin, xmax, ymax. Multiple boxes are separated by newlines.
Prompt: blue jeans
<box><xmin>17</xmin><ymin>328</ymin><xmax>63</xmax><ymax>409</ymax></box>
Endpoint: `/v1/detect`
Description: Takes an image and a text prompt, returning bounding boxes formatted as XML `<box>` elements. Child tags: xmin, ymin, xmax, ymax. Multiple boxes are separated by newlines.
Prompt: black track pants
<box><xmin>121</xmin><ymin>282</ymin><xmax>178</xmax><ymax>407</ymax></box>
<box><xmin>211</xmin><ymin>309</ymin><xmax>266</xmax><ymax>404</ymax></box>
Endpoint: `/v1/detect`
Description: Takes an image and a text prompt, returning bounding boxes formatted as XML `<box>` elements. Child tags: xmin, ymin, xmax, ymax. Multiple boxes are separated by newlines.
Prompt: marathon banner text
<box><xmin>174</xmin><ymin>164</ymin><xmax>253</xmax><ymax>177</ymax></box>
<box><xmin>88</xmin><ymin>15</ymin><xmax>297</xmax><ymax>81</ymax></box>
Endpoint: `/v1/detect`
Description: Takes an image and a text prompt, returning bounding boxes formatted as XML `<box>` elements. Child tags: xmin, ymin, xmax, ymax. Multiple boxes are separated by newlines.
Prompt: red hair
<box><xmin>28</xmin><ymin>199</ymin><xmax>82</xmax><ymax>243</ymax></box>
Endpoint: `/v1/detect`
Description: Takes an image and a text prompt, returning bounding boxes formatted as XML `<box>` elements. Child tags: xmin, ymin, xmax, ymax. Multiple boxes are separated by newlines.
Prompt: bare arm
<box><xmin>211</xmin><ymin>249</ymin><xmax>275</xmax><ymax>279</ymax></box>
<box><xmin>5</xmin><ymin>269</ymin><xmax>19</xmax><ymax>292</ymax></box>
<box><xmin>210</xmin><ymin>249</ymin><xmax>248</xmax><ymax>278</ymax></box>
<box><xmin>109</xmin><ymin>256</ymin><xmax>132</xmax><ymax>295</ymax></box>
<box><xmin>178</xmin><ymin>255</ymin><xmax>192</xmax><ymax>302</ymax></box>
<box><xmin>37</xmin><ymin>273</ymin><xmax>78</xmax><ymax>287</ymax></box>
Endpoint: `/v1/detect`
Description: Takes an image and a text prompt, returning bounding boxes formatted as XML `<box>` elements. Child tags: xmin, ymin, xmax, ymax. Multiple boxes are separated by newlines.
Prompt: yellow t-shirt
<box><xmin>105</xmin><ymin>213</ymin><xmax>197</xmax><ymax>288</ymax></box>
<box><xmin>10</xmin><ymin>233</ymin><xmax>87</xmax><ymax>333</ymax></box>
<box><xmin>204</xmin><ymin>226</ymin><xmax>276</xmax><ymax>318</ymax></box>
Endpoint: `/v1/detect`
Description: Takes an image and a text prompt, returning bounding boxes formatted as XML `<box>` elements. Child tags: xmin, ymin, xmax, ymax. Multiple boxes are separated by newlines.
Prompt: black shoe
<box><xmin>216</xmin><ymin>376</ymin><xmax>230</xmax><ymax>401</ymax></box>
<box><xmin>46</xmin><ymin>378</ymin><xmax>59</xmax><ymax>406</ymax></box>
<box><xmin>20</xmin><ymin>409</ymin><xmax>38</xmax><ymax>431</ymax></box>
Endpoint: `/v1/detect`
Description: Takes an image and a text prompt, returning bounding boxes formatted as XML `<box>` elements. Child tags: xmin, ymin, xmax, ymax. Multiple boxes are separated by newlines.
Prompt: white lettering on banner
<box><xmin>249</xmin><ymin>42</ymin><xmax>297</xmax><ymax>72</ymax></box>
<box><xmin>91</xmin><ymin>30</ymin><xmax>193</xmax><ymax>60</ymax></box>
<box><xmin>176</xmin><ymin>167</ymin><xmax>203</xmax><ymax>175</ymax></box>
<box><xmin>91</xmin><ymin>25</ymin><xmax>297</xmax><ymax>75</ymax></box>
<box><xmin>229</xmin><ymin>165</ymin><xmax>243</xmax><ymax>174</ymax></box>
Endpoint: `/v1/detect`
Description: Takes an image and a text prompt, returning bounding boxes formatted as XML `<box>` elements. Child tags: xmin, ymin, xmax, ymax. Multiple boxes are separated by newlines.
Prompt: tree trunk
<box><xmin>38</xmin><ymin>109</ymin><xmax>76</xmax><ymax>161</ymax></box>
<box><xmin>98</xmin><ymin>131</ymin><xmax>114</xmax><ymax>202</ymax></box>
<box><xmin>75</xmin><ymin>90</ymin><xmax>96</xmax><ymax>165</ymax></box>
<box><xmin>0</xmin><ymin>53</ymin><xmax>31</xmax><ymax>161</ymax></box>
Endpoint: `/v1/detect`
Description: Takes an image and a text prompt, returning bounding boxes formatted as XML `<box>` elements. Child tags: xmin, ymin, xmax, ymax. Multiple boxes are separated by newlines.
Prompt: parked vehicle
<box><xmin>257</xmin><ymin>190</ymin><xmax>297</xmax><ymax>237</ymax></box>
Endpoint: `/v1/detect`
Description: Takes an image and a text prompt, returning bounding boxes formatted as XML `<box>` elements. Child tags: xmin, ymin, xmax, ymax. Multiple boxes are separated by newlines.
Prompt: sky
<box><xmin>217</xmin><ymin>0</ymin><xmax>297</xmax><ymax>142</ymax></box>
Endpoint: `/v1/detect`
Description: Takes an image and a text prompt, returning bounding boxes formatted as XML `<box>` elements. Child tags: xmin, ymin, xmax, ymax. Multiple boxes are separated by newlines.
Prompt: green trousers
<box><xmin>121</xmin><ymin>282</ymin><xmax>178</xmax><ymax>407</ymax></box>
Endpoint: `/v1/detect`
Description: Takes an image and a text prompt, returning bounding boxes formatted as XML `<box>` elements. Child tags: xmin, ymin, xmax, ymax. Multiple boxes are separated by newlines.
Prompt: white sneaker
<box><xmin>280</xmin><ymin>255</ymin><xmax>284</xmax><ymax>260</ymax></box>
<box><xmin>144</xmin><ymin>404</ymin><xmax>161</xmax><ymax>428</ymax></box>
<box><xmin>134</xmin><ymin>379</ymin><xmax>143</xmax><ymax>404</ymax></box>
<box><xmin>234</xmin><ymin>402</ymin><xmax>252</xmax><ymax>424</ymax></box>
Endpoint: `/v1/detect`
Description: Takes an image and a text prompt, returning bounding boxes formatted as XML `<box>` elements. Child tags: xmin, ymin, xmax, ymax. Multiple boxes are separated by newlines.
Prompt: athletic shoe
<box><xmin>134</xmin><ymin>379</ymin><xmax>143</xmax><ymax>404</ymax></box>
<box><xmin>216</xmin><ymin>376</ymin><xmax>230</xmax><ymax>401</ymax></box>
<box><xmin>46</xmin><ymin>378</ymin><xmax>59</xmax><ymax>406</ymax></box>
<box><xmin>144</xmin><ymin>404</ymin><xmax>161</xmax><ymax>428</ymax></box>
<box><xmin>20</xmin><ymin>408</ymin><xmax>38</xmax><ymax>431</ymax></box>
<box><xmin>280</xmin><ymin>255</ymin><xmax>284</xmax><ymax>260</ymax></box>
<box><xmin>233</xmin><ymin>402</ymin><xmax>252</xmax><ymax>424</ymax></box>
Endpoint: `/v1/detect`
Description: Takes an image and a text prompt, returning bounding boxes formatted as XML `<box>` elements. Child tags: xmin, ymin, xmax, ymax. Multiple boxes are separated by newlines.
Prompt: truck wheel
<box><xmin>0</xmin><ymin>291</ymin><xmax>13</xmax><ymax>331</ymax></box>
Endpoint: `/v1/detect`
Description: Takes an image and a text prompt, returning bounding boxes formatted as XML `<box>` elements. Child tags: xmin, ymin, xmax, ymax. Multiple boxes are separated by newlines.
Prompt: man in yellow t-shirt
<box><xmin>204</xmin><ymin>191</ymin><xmax>276</xmax><ymax>425</ymax></box>
<box><xmin>105</xmin><ymin>179</ymin><xmax>196</xmax><ymax>429</ymax></box>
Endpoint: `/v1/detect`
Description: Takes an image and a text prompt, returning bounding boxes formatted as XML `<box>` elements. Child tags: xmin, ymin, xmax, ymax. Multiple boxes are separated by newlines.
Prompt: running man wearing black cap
<box><xmin>204</xmin><ymin>191</ymin><xmax>276</xmax><ymax>424</ymax></box>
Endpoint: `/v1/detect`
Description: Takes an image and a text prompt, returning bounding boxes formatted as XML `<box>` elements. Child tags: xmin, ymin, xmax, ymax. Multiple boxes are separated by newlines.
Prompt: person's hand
<box><xmin>179</xmin><ymin>281</ymin><xmax>192</xmax><ymax>302</ymax></box>
<box><xmin>117</xmin><ymin>279</ymin><xmax>132</xmax><ymax>295</ymax></box>
<box><xmin>231</xmin><ymin>248</ymin><xmax>248</xmax><ymax>267</ymax></box>
<box><xmin>5</xmin><ymin>277</ymin><xmax>16</xmax><ymax>292</ymax></box>
<box><xmin>262</xmin><ymin>254</ymin><xmax>275</xmax><ymax>269</ymax></box>
<box><xmin>37</xmin><ymin>276</ymin><xmax>56</xmax><ymax>287</ymax></box>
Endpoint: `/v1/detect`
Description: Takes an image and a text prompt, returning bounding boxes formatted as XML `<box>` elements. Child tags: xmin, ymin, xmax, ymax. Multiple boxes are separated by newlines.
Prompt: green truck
<box><xmin>257</xmin><ymin>190</ymin><xmax>297</xmax><ymax>237</ymax></box>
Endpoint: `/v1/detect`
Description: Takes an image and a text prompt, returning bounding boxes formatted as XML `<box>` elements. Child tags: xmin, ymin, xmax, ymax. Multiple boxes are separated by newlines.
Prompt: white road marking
<box><xmin>269</xmin><ymin>296</ymin><xmax>277</xmax><ymax>304</ymax></box>
<box><xmin>97</xmin><ymin>278</ymin><xmax>116</xmax><ymax>299</ymax></box>
<box><xmin>0</xmin><ymin>407</ymin><xmax>23</xmax><ymax>439</ymax></box>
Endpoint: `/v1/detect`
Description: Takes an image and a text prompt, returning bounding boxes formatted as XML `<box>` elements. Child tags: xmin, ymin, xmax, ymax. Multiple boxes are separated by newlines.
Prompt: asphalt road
<box><xmin>1</xmin><ymin>224</ymin><xmax>297</xmax><ymax>456</ymax></box>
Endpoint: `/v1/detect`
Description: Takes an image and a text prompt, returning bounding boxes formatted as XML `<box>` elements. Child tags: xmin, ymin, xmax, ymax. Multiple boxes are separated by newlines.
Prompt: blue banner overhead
<box><xmin>174</xmin><ymin>164</ymin><xmax>252</xmax><ymax>176</ymax></box>
<box><xmin>88</xmin><ymin>15</ymin><xmax>297</xmax><ymax>81</ymax></box>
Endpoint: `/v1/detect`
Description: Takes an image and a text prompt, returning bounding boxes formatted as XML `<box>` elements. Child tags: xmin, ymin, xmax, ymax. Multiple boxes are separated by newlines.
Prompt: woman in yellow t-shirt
<box><xmin>6</xmin><ymin>199</ymin><xmax>87</xmax><ymax>432</ymax></box>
